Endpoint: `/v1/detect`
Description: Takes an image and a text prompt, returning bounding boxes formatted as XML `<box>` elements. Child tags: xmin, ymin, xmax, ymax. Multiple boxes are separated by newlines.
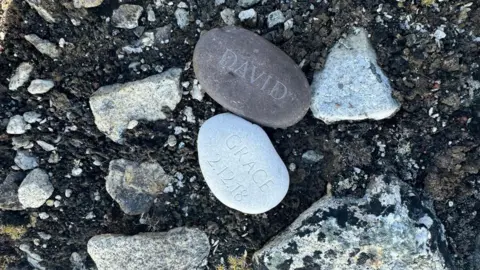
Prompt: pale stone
<box><xmin>73</xmin><ymin>0</ymin><xmax>103</xmax><ymax>8</ymax></box>
<box><xmin>89</xmin><ymin>68</ymin><xmax>182</xmax><ymax>143</ymax></box>
<box><xmin>175</xmin><ymin>8</ymin><xmax>189</xmax><ymax>29</ymax></box>
<box><xmin>23</xmin><ymin>111</ymin><xmax>41</xmax><ymax>123</ymax></box>
<box><xmin>197</xmin><ymin>113</ymin><xmax>289</xmax><ymax>214</ymax></box>
<box><xmin>25</xmin><ymin>0</ymin><xmax>56</xmax><ymax>23</ymax></box>
<box><xmin>7</xmin><ymin>115</ymin><xmax>30</xmax><ymax>134</ymax></box>
<box><xmin>36</xmin><ymin>140</ymin><xmax>56</xmax><ymax>151</ymax></box>
<box><xmin>87</xmin><ymin>228</ymin><xmax>210</xmax><ymax>270</ymax></box>
<box><xmin>310</xmin><ymin>28</ymin><xmax>400</xmax><ymax>123</ymax></box>
<box><xmin>302</xmin><ymin>150</ymin><xmax>323</xmax><ymax>163</ymax></box>
<box><xmin>14</xmin><ymin>151</ymin><xmax>39</xmax><ymax>170</ymax></box>
<box><xmin>18</xmin><ymin>169</ymin><xmax>54</xmax><ymax>209</ymax></box>
<box><xmin>9</xmin><ymin>62</ymin><xmax>34</xmax><ymax>90</ymax></box>
<box><xmin>238</xmin><ymin>8</ymin><xmax>257</xmax><ymax>23</ymax></box>
<box><xmin>238</xmin><ymin>0</ymin><xmax>260</xmax><ymax>8</ymax></box>
<box><xmin>112</xmin><ymin>5</ymin><xmax>143</xmax><ymax>29</ymax></box>
<box><xmin>24</xmin><ymin>34</ymin><xmax>60</xmax><ymax>59</ymax></box>
<box><xmin>267</xmin><ymin>10</ymin><xmax>285</xmax><ymax>28</ymax></box>
<box><xmin>28</xmin><ymin>79</ymin><xmax>54</xmax><ymax>94</ymax></box>
<box><xmin>220</xmin><ymin>8</ymin><xmax>236</xmax><ymax>26</ymax></box>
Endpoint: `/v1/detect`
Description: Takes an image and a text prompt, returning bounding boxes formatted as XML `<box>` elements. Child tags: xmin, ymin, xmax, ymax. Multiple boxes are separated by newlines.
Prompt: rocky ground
<box><xmin>0</xmin><ymin>0</ymin><xmax>479</xmax><ymax>269</ymax></box>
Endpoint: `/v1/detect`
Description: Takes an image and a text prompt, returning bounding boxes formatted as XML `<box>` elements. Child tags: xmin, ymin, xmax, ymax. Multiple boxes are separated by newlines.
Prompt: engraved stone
<box><xmin>310</xmin><ymin>28</ymin><xmax>401</xmax><ymax>123</ymax></box>
<box><xmin>193</xmin><ymin>26</ymin><xmax>310</xmax><ymax>128</ymax></box>
<box><xmin>197</xmin><ymin>113</ymin><xmax>289</xmax><ymax>214</ymax></box>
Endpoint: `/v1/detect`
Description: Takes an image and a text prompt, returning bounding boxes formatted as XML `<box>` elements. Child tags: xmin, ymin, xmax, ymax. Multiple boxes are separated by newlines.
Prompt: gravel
<box><xmin>14</xmin><ymin>150</ymin><xmax>39</xmax><ymax>170</ymax></box>
<box><xmin>220</xmin><ymin>8</ymin><xmax>236</xmax><ymax>26</ymax></box>
<box><xmin>24</xmin><ymin>34</ymin><xmax>60</xmax><ymax>59</ymax></box>
<box><xmin>6</xmin><ymin>115</ymin><xmax>30</xmax><ymax>134</ymax></box>
<box><xmin>174</xmin><ymin>8</ymin><xmax>189</xmax><ymax>30</ymax></box>
<box><xmin>27</xmin><ymin>79</ymin><xmax>54</xmax><ymax>94</ymax></box>
<box><xmin>111</xmin><ymin>5</ymin><xmax>143</xmax><ymax>29</ymax></box>
<box><xmin>8</xmin><ymin>62</ymin><xmax>33</xmax><ymax>90</ymax></box>
<box><xmin>267</xmin><ymin>10</ymin><xmax>285</xmax><ymax>28</ymax></box>
<box><xmin>18</xmin><ymin>169</ymin><xmax>54</xmax><ymax>209</ymax></box>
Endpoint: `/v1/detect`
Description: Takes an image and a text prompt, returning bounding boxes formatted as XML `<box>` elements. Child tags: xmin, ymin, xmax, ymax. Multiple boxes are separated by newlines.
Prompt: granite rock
<box><xmin>193</xmin><ymin>26</ymin><xmax>310</xmax><ymax>128</ymax></box>
<box><xmin>9</xmin><ymin>62</ymin><xmax>34</xmax><ymax>90</ymax></box>
<box><xmin>18</xmin><ymin>169</ymin><xmax>54</xmax><ymax>208</ymax></box>
<box><xmin>24</xmin><ymin>34</ymin><xmax>60</xmax><ymax>58</ymax></box>
<box><xmin>310</xmin><ymin>28</ymin><xmax>400</xmax><ymax>123</ymax></box>
<box><xmin>106</xmin><ymin>159</ymin><xmax>173</xmax><ymax>215</ymax></box>
<box><xmin>254</xmin><ymin>175</ymin><xmax>452</xmax><ymax>269</ymax></box>
<box><xmin>89</xmin><ymin>68</ymin><xmax>182</xmax><ymax>143</ymax></box>
<box><xmin>112</xmin><ymin>5</ymin><xmax>143</xmax><ymax>29</ymax></box>
<box><xmin>87</xmin><ymin>227</ymin><xmax>210</xmax><ymax>270</ymax></box>
<box><xmin>198</xmin><ymin>113</ymin><xmax>289</xmax><ymax>214</ymax></box>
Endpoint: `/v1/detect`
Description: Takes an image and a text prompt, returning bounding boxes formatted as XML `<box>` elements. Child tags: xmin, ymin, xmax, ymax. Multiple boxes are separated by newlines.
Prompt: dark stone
<box><xmin>193</xmin><ymin>26</ymin><xmax>310</xmax><ymax>128</ymax></box>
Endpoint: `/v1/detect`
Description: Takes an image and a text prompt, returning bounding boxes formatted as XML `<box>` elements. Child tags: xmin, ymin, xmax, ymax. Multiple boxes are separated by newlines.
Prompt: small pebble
<box><xmin>23</xmin><ymin>111</ymin><xmax>42</xmax><ymax>123</ymax></box>
<box><xmin>7</xmin><ymin>115</ymin><xmax>30</xmax><ymax>134</ymax></box>
<box><xmin>65</xmin><ymin>189</ymin><xmax>72</xmax><ymax>198</ymax></box>
<box><xmin>39</xmin><ymin>212</ymin><xmax>49</xmax><ymax>219</ymax></box>
<box><xmin>167</xmin><ymin>135</ymin><xmax>177</xmax><ymax>147</ymax></box>
<box><xmin>267</xmin><ymin>10</ymin><xmax>285</xmax><ymax>28</ymax></box>
<box><xmin>28</xmin><ymin>79</ymin><xmax>54</xmax><ymax>94</ymax></box>
<box><xmin>72</xmin><ymin>168</ymin><xmax>83</xmax><ymax>177</ymax></box>
<box><xmin>220</xmin><ymin>8</ymin><xmax>236</xmax><ymax>26</ymax></box>
<box><xmin>9</xmin><ymin>62</ymin><xmax>34</xmax><ymax>90</ymax></box>
<box><xmin>127</xmin><ymin>120</ymin><xmax>139</xmax><ymax>129</ymax></box>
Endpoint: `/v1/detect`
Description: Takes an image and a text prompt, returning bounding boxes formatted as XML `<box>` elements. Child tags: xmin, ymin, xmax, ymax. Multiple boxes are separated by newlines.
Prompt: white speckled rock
<box><xmin>311</xmin><ymin>28</ymin><xmax>400</xmax><ymax>123</ymax></box>
<box><xmin>112</xmin><ymin>4</ymin><xmax>143</xmax><ymax>29</ymax></box>
<box><xmin>18</xmin><ymin>169</ymin><xmax>54</xmax><ymax>208</ymax></box>
<box><xmin>7</xmin><ymin>115</ymin><xmax>30</xmax><ymax>134</ymax></box>
<box><xmin>28</xmin><ymin>79</ymin><xmax>54</xmax><ymax>94</ymax></box>
<box><xmin>89</xmin><ymin>68</ymin><xmax>182</xmax><ymax>143</ymax></box>
<box><xmin>9</xmin><ymin>62</ymin><xmax>34</xmax><ymax>90</ymax></box>
<box><xmin>87</xmin><ymin>227</ymin><xmax>210</xmax><ymax>270</ymax></box>
<box><xmin>197</xmin><ymin>113</ymin><xmax>289</xmax><ymax>214</ymax></box>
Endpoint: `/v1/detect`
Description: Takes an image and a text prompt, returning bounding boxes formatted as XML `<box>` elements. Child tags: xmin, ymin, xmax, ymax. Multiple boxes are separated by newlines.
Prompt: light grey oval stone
<box><xmin>28</xmin><ymin>79</ymin><xmax>54</xmax><ymax>94</ymax></box>
<box><xmin>9</xmin><ymin>62</ymin><xmax>34</xmax><ymax>90</ymax></box>
<box><xmin>18</xmin><ymin>169</ymin><xmax>54</xmax><ymax>208</ymax></box>
<box><xmin>197</xmin><ymin>113</ymin><xmax>289</xmax><ymax>214</ymax></box>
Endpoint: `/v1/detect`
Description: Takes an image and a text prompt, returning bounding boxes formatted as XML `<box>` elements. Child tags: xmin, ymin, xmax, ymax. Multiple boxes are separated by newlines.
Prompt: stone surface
<box><xmin>174</xmin><ymin>8</ymin><xmax>189</xmax><ymax>29</ymax></box>
<box><xmin>220</xmin><ymin>8</ymin><xmax>236</xmax><ymax>26</ymax></box>
<box><xmin>254</xmin><ymin>175</ymin><xmax>452</xmax><ymax>269</ymax></box>
<box><xmin>25</xmin><ymin>0</ymin><xmax>56</xmax><ymax>23</ymax></box>
<box><xmin>73</xmin><ymin>0</ymin><xmax>103</xmax><ymax>8</ymax></box>
<box><xmin>87</xmin><ymin>227</ymin><xmax>210</xmax><ymax>270</ymax></box>
<box><xmin>267</xmin><ymin>10</ymin><xmax>285</xmax><ymax>28</ymax></box>
<box><xmin>112</xmin><ymin>5</ymin><xmax>143</xmax><ymax>29</ymax></box>
<box><xmin>197</xmin><ymin>113</ymin><xmax>289</xmax><ymax>214</ymax></box>
<box><xmin>238</xmin><ymin>0</ymin><xmax>260</xmax><ymax>8</ymax></box>
<box><xmin>14</xmin><ymin>151</ymin><xmax>39</xmax><ymax>170</ymax></box>
<box><xmin>89</xmin><ymin>68</ymin><xmax>182</xmax><ymax>143</ymax></box>
<box><xmin>9</xmin><ymin>62</ymin><xmax>34</xmax><ymax>90</ymax></box>
<box><xmin>0</xmin><ymin>172</ymin><xmax>25</xmax><ymax>211</ymax></box>
<box><xmin>18</xmin><ymin>169</ymin><xmax>54</xmax><ymax>208</ymax></box>
<box><xmin>28</xmin><ymin>79</ymin><xmax>54</xmax><ymax>94</ymax></box>
<box><xmin>238</xmin><ymin>8</ymin><xmax>257</xmax><ymax>24</ymax></box>
<box><xmin>310</xmin><ymin>28</ymin><xmax>401</xmax><ymax>123</ymax></box>
<box><xmin>24</xmin><ymin>34</ymin><xmax>60</xmax><ymax>58</ymax></box>
<box><xmin>155</xmin><ymin>25</ymin><xmax>172</xmax><ymax>44</ymax></box>
<box><xmin>7</xmin><ymin>115</ymin><xmax>30</xmax><ymax>134</ymax></box>
<box><xmin>23</xmin><ymin>111</ymin><xmax>41</xmax><ymax>123</ymax></box>
<box><xmin>193</xmin><ymin>26</ymin><xmax>310</xmax><ymax>128</ymax></box>
<box><xmin>36</xmin><ymin>140</ymin><xmax>56</xmax><ymax>151</ymax></box>
<box><xmin>301</xmin><ymin>150</ymin><xmax>323</xmax><ymax>163</ymax></box>
<box><xmin>106</xmin><ymin>159</ymin><xmax>173</xmax><ymax>215</ymax></box>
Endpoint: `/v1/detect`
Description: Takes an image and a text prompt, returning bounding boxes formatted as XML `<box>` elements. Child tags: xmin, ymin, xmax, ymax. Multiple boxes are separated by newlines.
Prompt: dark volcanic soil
<box><xmin>0</xmin><ymin>0</ymin><xmax>479</xmax><ymax>269</ymax></box>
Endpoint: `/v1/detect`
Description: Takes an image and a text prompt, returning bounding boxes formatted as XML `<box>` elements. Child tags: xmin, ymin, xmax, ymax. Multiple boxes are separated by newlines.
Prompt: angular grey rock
<box><xmin>18</xmin><ymin>169</ymin><xmax>54</xmax><ymax>208</ymax></box>
<box><xmin>193</xmin><ymin>26</ymin><xmax>310</xmax><ymax>128</ymax></box>
<box><xmin>238</xmin><ymin>0</ymin><xmax>260</xmax><ymax>8</ymax></box>
<box><xmin>215</xmin><ymin>0</ymin><xmax>225</xmax><ymax>6</ymax></box>
<box><xmin>14</xmin><ymin>151</ymin><xmax>39</xmax><ymax>170</ymax></box>
<box><xmin>301</xmin><ymin>150</ymin><xmax>323</xmax><ymax>163</ymax></box>
<box><xmin>24</xmin><ymin>34</ymin><xmax>61</xmax><ymax>58</ymax></box>
<box><xmin>238</xmin><ymin>8</ymin><xmax>257</xmax><ymax>24</ymax></box>
<box><xmin>25</xmin><ymin>0</ymin><xmax>56</xmax><ymax>23</ymax></box>
<box><xmin>174</xmin><ymin>8</ymin><xmax>189</xmax><ymax>29</ymax></box>
<box><xmin>146</xmin><ymin>5</ymin><xmax>155</xmax><ymax>22</ymax></box>
<box><xmin>198</xmin><ymin>113</ymin><xmax>289</xmax><ymax>214</ymax></box>
<box><xmin>89</xmin><ymin>68</ymin><xmax>182</xmax><ymax>143</ymax></box>
<box><xmin>87</xmin><ymin>227</ymin><xmax>210</xmax><ymax>270</ymax></box>
<box><xmin>73</xmin><ymin>0</ymin><xmax>103</xmax><ymax>8</ymax></box>
<box><xmin>310</xmin><ymin>28</ymin><xmax>401</xmax><ymax>123</ymax></box>
<box><xmin>220</xmin><ymin>8</ymin><xmax>236</xmax><ymax>26</ymax></box>
<box><xmin>9</xmin><ymin>62</ymin><xmax>34</xmax><ymax>90</ymax></box>
<box><xmin>36</xmin><ymin>140</ymin><xmax>56</xmax><ymax>151</ymax></box>
<box><xmin>28</xmin><ymin>79</ymin><xmax>54</xmax><ymax>94</ymax></box>
<box><xmin>267</xmin><ymin>10</ymin><xmax>285</xmax><ymax>28</ymax></box>
<box><xmin>254</xmin><ymin>175</ymin><xmax>452</xmax><ymax>270</ymax></box>
<box><xmin>106</xmin><ymin>159</ymin><xmax>173</xmax><ymax>215</ymax></box>
<box><xmin>7</xmin><ymin>115</ymin><xmax>29</xmax><ymax>134</ymax></box>
<box><xmin>112</xmin><ymin>5</ymin><xmax>143</xmax><ymax>29</ymax></box>
<box><xmin>0</xmin><ymin>172</ymin><xmax>25</xmax><ymax>211</ymax></box>
<box><xmin>155</xmin><ymin>25</ymin><xmax>172</xmax><ymax>44</ymax></box>
<box><xmin>20</xmin><ymin>244</ymin><xmax>45</xmax><ymax>270</ymax></box>
<box><xmin>23</xmin><ymin>111</ymin><xmax>42</xmax><ymax>123</ymax></box>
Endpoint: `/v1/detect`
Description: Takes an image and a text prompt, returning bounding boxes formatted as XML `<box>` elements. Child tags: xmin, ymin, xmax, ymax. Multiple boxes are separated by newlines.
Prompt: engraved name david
<box><xmin>218</xmin><ymin>49</ymin><xmax>289</xmax><ymax>100</ymax></box>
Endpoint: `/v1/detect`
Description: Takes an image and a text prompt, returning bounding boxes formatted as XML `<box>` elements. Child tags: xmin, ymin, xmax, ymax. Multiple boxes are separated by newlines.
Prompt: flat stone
<box><xmin>112</xmin><ymin>5</ymin><xmax>143</xmax><ymax>29</ymax></box>
<box><xmin>238</xmin><ymin>8</ymin><xmax>257</xmax><ymax>24</ymax></box>
<box><xmin>253</xmin><ymin>175</ymin><xmax>452</xmax><ymax>269</ymax></box>
<box><xmin>0</xmin><ymin>172</ymin><xmax>25</xmax><ymax>211</ymax></box>
<box><xmin>23</xmin><ymin>111</ymin><xmax>42</xmax><ymax>123</ymax></box>
<box><xmin>87</xmin><ymin>227</ymin><xmax>210</xmax><ymax>270</ymax></box>
<box><xmin>9</xmin><ymin>62</ymin><xmax>34</xmax><ymax>90</ymax></box>
<box><xmin>155</xmin><ymin>25</ymin><xmax>172</xmax><ymax>44</ymax></box>
<box><xmin>238</xmin><ymin>0</ymin><xmax>260</xmax><ymax>8</ymax></box>
<box><xmin>220</xmin><ymin>8</ymin><xmax>236</xmax><ymax>26</ymax></box>
<box><xmin>24</xmin><ymin>34</ymin><xmax>61</xmax><ymax>59</ymax></box>
<box><xmin>106</xmin><ymin>159</ymin><xmax>173</xmax><ymax>215</ymax></box>
<box><xmin>7</xmin><ymin>115</ymin><xmax>30</xmax><ymax>134</ymax></box>
<box><xmin>193</xmin><ymin>26</ymin><xmax>310</xmax><ymax>128</ymax></box>
<box><xmin>197</xmin><ymin>113</ymin><xmax>289</xmax><ymax>214</ymax></box>
<box><xmin>25</xmin><ymin>0</ymin><xmax>56</xmax><ymax>23</ymax></box>
<box><xmin>301</xmin><ymin>150</ymin><xmax>323</xmax><ymax>163</ymax></box>
<box><xmin>73</xmin><ymin>0</ymin><xmax>103</xmax><ymax>8</ymax></box>
<box><xmin>28</xmin><ymin>79</ymin><xmax>54</xmax><ymax>94</ymax></box>
<box><xmin>18</xmin><ymin>169</ymin><xmax>54</xmax><ymax>208</ymax></box>
<box><xmin>36</xmin><ymin>140</ymin><xmax>56</xmax><ymax>151</ymax></box>
<box><xmin>310</xmin><ymin>28</ymin><xmax>401</xmax><ymax>123</ymax></box>
<box><xmin>267</xmin><ymin>10</ymin><xmax>285</xmax><ymax>28</ymax></box>
<box><xmin>14</xmin><ymin>151</ymin><xmax>39</xmax><ymax>170</ymax></box>
<box><xmin>89</xmin><ymin>68</ymin><xmax>182</xmax><ymax>143</ymax></box>
<box><xmin>174</xmin><ymin>8</ymin><xmax>189</xmax><ymax>29</ymax></box>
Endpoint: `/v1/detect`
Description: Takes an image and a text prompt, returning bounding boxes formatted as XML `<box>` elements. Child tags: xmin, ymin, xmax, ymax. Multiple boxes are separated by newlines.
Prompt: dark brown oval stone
<box><xmin>193</xmin><ymin>26</ymin><xmax>310</xmax><ymax>128</ymax></box>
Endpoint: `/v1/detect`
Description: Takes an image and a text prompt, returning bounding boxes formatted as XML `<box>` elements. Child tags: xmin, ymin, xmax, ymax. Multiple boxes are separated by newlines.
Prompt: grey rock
<box><xmin>215</xmin><ymin>0</ymin><xmax>225</xmax><ymax>6</ymax></box>
<box><xmin>7</xmin><ymin>115</ymin><xmax>30</xmax><ymax>134</ymax></box>
<box><xmin>89</xmin><ymin>68</ymin><xmax>182</xmax><ymax>143</ymax></box>
<box><xmin>23</xmin><ymin>111</ymin><xmax>42</xmax><ymax>123</ymax></box>
<box><xmin>28</xmin><ymin>79</ymin><xmax>54</xmax><ymax>94</ymax></box>
<box><xmin>36</xmin><ymin>140</ymin><xmax>56</xmax><ymax>151</ymax></box>
<box><xmin>254</xmin><ymin>175</ymin><xmax>452</xmax><ymax>270</ymax></box>
<box><xmin>73</xmin><ymin>0</ymin><xmax>103</xmax><ymax>8</ymax></box>
<box><xmin>155</xmin><ymin>25</ymin><xmax>172</xmax><ymax>44</ymax></box>
<box><xmin>146</xmin><ymin>5</ymin><xmax>155</xmax><ymax>22</ymax></box>
<box><xmin>18</xmin><ymin>169</ymin><xmax>54</xmax><ymax>208</ymax></box>
<box><xmin>24</xmin><ymin>34</ymin><xmax>61</xmax><ymax>58</ymax></box>
<box><xmin>87</xmin><ymin>227</ymin><xmax>210</xmax><ymax>270</ymax></box>
<box><xmin>310</xmin><ymin>28</ymin><xmax>400</xmax><ymax>123</ymax></box>
<box><xmin>301</xmin><ymin>150</ymin><xmax>323</xmax><ymax>163</ymax></box>
<box><xmin>112</xmin><ymin>5</ymin><xmax>143</xmax><ymax>29</ymax></box>
<box><xmin>238</xmin><ymin>8</ymin><xmax>257</xmax><ymax>24</ymax></box>
<box><xmin>48</xmin><ymin>151</ymin><xmax>61</xmax><ymax>163</ymax></box>
<box><xmin>14</xmin><ymin>151</ymin><xmax>39</xmax><ymax>170</ymax></box>
<box><xmin>25</xmin><ymin>0</ymin><xmax>56</xmax><ymax>23</ymax></box>
<box><xmin>106</xmin><ymin>159</ymin><xmax>173</xmax><ymax>215</ymax></box>
<box><xmin>12</xmin><ymin>136</ymin><xmax>31</xmax><ymax>149</ymax></box>
<box><xmin>9</xmin><ymin>62</ymin><xmax>34</xmax><ymax>90</ymax></box>
<box><xmin>198</xmin><ymin>113</ymin><xmax>289</xmax><ymax>214</ymax></box>
<box><xmin>193</xmin><ymin>26</ymin><xmax>310</xmax><ymax>128</ymax></box>
<box><xmin>220</xmin><ymin>8</ymin><xmax>236</xmax><ymax>26</ymax></box>
<box><xmin>267</xmin><ymin>10</ymin><xmax>285</xmax><ymax>28</ymax></box>
<box><xmin>0</xmin><ymin>172</ymin><xmax>25</xmax><ymax>211</ymax></box>
<box><xmin>20</xmin><ymin>244</ymin><xmax>45</xmax><ymax>270</ymax></box>
<box><xmin>174</xmin><ymin>8</ymin><xmax>189</xmax><ymax>29</ymax></box>
<box><xmin>238</xmin><ymin>0</ymin><xmax>260</xmax><ymax>8</ymax></box>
